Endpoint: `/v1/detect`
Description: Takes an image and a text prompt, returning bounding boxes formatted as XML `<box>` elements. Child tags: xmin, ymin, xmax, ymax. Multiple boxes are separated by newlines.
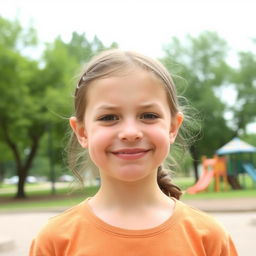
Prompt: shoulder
<box><xmin>176</xmin><ymin>199</ymin><xmax>226</xmax><ymax>232</ymax></box>
<box><xmin>45</xmin><ymin>200</ymin><xmax>87</xmax><ymax>231</ymax></box>
<box><xmin>173</xmin><ymin>199</ymin><xmax>238</xmax><ymax>255</ymax></box>
<box><xmin>30</xmin><ymin>201</ymin><xmax>88</xmax><ymax>255</ymax></box>
<box><xmin>177</xmin><ymin>201</ymin><xmax>223</xmax><ymax>226</ymax></box>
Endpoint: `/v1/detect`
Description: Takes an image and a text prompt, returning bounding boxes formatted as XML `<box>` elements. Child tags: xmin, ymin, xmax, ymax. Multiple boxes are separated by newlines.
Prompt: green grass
<box><xmin>0</xmin><ymin>186</ymin><xmax>71</xmax><ymax>198</ymax></box>
<box><xmin>0</xmin><ymin>184</ymin><xmax>99</xmax><ymax>211</ymax></box>
<box><xmin>174</xmin><ymin>175</ymin><xmax>256</xmax><ymax>190</ymax></box>
<box><xmin>182</xmin><ymin>188</ymin><xmax>256</xmax><ymax>200</ymax></box>
<box><xmin>173</xmin><ymin>176</ymin><xmax>256</xmax><ymax>199</ymax></box>
<box><xmin>0</xmin><ymin>177</ymin><xmax>255</xmax><ymax>211</ymax></box>
<box><xmin>0</xmin><ymin>196</ymin><xmax>86</xmax><ymax>210</ymax></box>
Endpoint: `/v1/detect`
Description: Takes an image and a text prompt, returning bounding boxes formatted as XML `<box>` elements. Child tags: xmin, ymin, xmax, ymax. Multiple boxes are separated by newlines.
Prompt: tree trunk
<box><xmin>1</xmin><ymin>122</ymin><xmax>41</xmax><ymax>199</ymax></box>
<box><xmin>15</xmin><ymin>134</ymin><xmax>40</xmax><ymax>198</ymax></box>
<box><xmin>0</xmin><ymin>163</ymin><xmax>5</xmax><ymax>187</ymax></box>
<box><xmin>190</xmin><ymin>145</ymin><xmax>199</xmax><ymax>182</ymax></box>
<box><xmin>16</xmin><ymin>169</ymin><xmax>27</xmax><ymax>198</ymax></box>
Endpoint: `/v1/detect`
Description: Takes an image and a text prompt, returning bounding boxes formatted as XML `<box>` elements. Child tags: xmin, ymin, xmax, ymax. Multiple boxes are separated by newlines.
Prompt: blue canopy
<box><xmin>216</xmin><ymin>137</ymin><xmax>256</xmax><ymax>155</ymax></box>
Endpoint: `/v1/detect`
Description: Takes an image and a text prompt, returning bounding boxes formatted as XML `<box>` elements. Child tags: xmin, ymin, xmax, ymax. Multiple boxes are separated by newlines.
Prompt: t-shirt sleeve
<box><xmin>29</xmin><ymin>226</ymin><xmax>55</xmax><ymax>256</ymax></box>
<box><xmin>185</xmin><ymin>204</ymin><xmax>239</xmax><ymax>256</ymax></box>
<box><xmin>220</xmin><ymin>234</ymin><xmax>238</xmax><ymax>256</ymax></box>
<box><xmin>203</xmin><ymin>220</ymin><xmax>238</xmax><ymax>256</ymax></box>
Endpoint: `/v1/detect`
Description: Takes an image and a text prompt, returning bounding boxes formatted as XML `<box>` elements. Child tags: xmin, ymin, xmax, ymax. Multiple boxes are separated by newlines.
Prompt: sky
<box><xmin>1</xmin><ymin>0</ymin><xmax>256</xmax><ymax>132</ymax></box>
<box><xmin>1</xmin><ymin>0</ymin><xmax>256</xmax><ymax>59</ymax></box>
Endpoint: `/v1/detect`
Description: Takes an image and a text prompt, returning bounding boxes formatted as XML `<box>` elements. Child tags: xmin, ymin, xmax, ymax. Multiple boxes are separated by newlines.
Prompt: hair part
<box><xmin>68</xmin><ymin>49</ymin><xmax>186</xmax><ymax>199</ymax></box>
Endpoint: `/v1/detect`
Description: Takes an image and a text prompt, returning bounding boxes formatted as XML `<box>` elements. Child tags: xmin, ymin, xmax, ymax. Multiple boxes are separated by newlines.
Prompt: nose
<box><xmin>118</xmin><ymin>119</ymin><xmax>143</xmax><ymax>142</ymax></box>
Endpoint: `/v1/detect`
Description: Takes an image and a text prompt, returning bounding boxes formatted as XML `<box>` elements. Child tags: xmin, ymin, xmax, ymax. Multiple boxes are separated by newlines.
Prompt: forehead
<box><xmin>86</xmin><ymin>69</ymin><xmax>168</xmax><ymax>102</ymax></box>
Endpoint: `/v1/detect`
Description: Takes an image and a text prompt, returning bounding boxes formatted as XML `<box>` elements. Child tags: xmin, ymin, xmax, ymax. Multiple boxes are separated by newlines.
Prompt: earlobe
<box><xmin>69</xmin><ymin>117</ymin><xmax>88</xmax><ymax>148</ymax></box>
<box><xmin>169</xmin><ymin>112</ymin><xmax>183</xmax><ymax>144</ymax></box>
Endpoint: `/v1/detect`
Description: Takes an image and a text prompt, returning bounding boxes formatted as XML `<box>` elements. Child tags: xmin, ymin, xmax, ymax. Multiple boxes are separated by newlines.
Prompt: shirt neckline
<box><xmin>82</xmin><ymin>197</ymin><xmax>182</xmax><ymax>238</ymax></box>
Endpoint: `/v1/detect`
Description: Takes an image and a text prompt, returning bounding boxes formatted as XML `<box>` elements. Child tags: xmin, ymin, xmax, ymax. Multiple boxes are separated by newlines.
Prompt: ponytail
<box><xmin>157</xmin><ymin>166</ymin><xmax>182</xmax><ymax>199</ymax></box>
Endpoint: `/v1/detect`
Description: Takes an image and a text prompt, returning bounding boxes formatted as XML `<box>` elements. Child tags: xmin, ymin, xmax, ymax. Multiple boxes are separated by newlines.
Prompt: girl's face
<box><xmin>71</xmin><ymin>69</ymin><xmax>182</xmax><ymax>183</ymax></box>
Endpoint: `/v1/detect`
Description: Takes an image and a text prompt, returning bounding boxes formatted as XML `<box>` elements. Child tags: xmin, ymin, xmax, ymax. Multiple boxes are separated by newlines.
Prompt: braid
<box><xmin>157</xmin><ymin>166</ymin><xmax>182</xmax><ymax>199</ymax></box>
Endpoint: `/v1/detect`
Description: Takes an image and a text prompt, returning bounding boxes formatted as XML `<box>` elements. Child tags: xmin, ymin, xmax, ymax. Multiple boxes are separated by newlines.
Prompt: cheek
<box><xmin>148</xmin><ymin>125</ymin><xmax>170</xmax><ymax>151</ymax></box>
<box><xmin>148</xmin><ymin>122</ymin><xmax>170</xmax><ymax>140</ymax></box>
<box><xmin>87</xmin><ymin>127</ymin><xmax>112</xmax><ymax>159</ymax></box>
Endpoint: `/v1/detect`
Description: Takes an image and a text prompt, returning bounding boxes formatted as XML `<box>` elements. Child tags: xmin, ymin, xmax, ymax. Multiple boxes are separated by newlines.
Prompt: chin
<box><xmin>111</xmin><ymin>166</ymin><xmax>156</xmax><ymax>183</ymax></box>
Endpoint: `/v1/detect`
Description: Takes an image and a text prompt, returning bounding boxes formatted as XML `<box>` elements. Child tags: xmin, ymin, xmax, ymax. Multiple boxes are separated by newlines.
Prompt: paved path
<box><xmin>183</xmin><ymin>197</ymin><xmax>256</xmax><ymax>212</ymax></box>
<box><xmin>0</xmin><ymin>198</ymin><xmax>256</xmax><ymax>255</ymax></box>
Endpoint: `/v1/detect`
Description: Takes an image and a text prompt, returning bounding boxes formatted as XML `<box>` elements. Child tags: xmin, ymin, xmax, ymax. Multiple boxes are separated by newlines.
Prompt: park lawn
<box><xmin>0</xmin><ymin>177</ymin><xmax>255</xmax><ymax>211</ymax></box>
<box><xmin>0</xmin><ymin>184</ymin><xmax>99</xmax><ymax>211</ymax></box>
<box><xmin>0</xmin><ymin>195</ymin><xmax>86</xmax><ymax>211</ymax></box>
<box><xmin>182</xmin><ymin>188</ymin><xmax>256</xmax><ymax>199</ymax></box>
<box><xmin>174</xmin><ymin>176</ymin><xmax>256</xmax><ymax>199</ymax></box>
<box><xmin>181</xmin><ymin>177</ymin><xmax>256</xmax><ymax>202</ymax></box>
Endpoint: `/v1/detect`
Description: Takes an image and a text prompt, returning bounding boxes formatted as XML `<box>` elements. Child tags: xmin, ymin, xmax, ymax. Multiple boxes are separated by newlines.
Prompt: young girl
<box><xmin>30</xmin><ymin>50</ymin><xmax>238</xmax><ymax>255</ymax></box>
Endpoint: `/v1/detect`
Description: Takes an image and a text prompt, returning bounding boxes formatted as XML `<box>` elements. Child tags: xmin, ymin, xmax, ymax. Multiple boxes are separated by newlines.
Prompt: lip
<box><xmin>111</xmin><ymin>148</ymin><xmax>151</xmax><ymax>160</ymax></box>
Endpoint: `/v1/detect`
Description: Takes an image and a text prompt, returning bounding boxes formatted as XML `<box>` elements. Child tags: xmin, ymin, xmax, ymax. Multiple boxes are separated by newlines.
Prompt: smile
<box><xmin>111</xmin><ymin>148</ymin><xmax>151</xmax><ymax>160</ymax></box>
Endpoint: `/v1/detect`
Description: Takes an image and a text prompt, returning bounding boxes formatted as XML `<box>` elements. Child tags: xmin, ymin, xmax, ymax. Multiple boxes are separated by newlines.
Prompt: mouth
<box><xmin>111</xmin><ymin>148</ymin><xmax>151</xmax><ymax>160</ymax></box>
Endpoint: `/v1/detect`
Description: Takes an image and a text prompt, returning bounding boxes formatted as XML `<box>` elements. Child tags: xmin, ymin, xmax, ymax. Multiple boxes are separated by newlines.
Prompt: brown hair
<box><xmin>68</xmin><ymin>49</ymin><xmax>184</xmax><ymax>199</ymax></box>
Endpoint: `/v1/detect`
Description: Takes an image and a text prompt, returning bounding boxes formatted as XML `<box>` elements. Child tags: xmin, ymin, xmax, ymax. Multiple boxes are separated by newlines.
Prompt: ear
<box><xmin>69</xmin><ymin>116</ymin><xmax>88</xmax><ymax>148</ymax></box>
<box><xmin>169</xmin><ymin>112</ymin><xmax>183</xmax><ymax>144</ymax></box>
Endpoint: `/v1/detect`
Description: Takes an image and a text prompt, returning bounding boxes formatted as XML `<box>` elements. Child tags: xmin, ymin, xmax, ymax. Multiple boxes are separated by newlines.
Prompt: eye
<box><xmin>140</xmin><ymin>113</ymin><xmax>159</xmax><ymax>120</ymax></box>
<box><xmin>98</xmin><ymin>114</ymin><xmax>119</xmax><ymax>122</ymax></box>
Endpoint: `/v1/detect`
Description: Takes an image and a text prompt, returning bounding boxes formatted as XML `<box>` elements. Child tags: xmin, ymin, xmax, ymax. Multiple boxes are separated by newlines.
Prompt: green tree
<box><xmin>162</xmin><ymin>31</ymin><xmax>233</xmax><ymax>180</ymax></box>
<box><xmin>0</xmin><ymin>17</ymin><xmax>44</xmax><ymax>198</ymax></box>
<box><xmin>231</xmin><ymin>48</ymin><xmax>256</xmax><ymax>134</ymax></box>
<box><xmin>0</xmin><ymin>142</ymin><xmax>13</xmax><ymax>185</ymax></box>
<box><xmin>0</xmin><ymin>16</ymin><xmax>117</xmax><ymax>198</ymax></box>
<box><xmin>38</xmin><ymin>33</ymin><xmax>118</xmax><ymax>183</ymax></box>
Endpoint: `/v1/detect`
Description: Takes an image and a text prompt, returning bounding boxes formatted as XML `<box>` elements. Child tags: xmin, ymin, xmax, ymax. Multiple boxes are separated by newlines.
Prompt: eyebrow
<box><xmin>138</xmin><ymin>103</ymin><xmax>162</xmax><ymax>109</ymax></box>
<box><xmin>95</xmin><ymin>105</ymin><xmax>120</xmax><ymax>111</ymax></box>
<box><xmin>95</xmin><ymin>103</ymin><xmax>162</xmax><ymax>111</ymax></box>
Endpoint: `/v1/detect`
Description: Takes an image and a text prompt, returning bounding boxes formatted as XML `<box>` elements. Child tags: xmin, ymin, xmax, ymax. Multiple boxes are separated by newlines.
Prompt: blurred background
<box><xmin>1</xmin><ymin>0</ymin><xmax>256</xmax><ymax>199</ymax></box>
<box><xmin>0</xmin><ymin>0</ymin><xmax>256</xmax><ymax>206</ymax></box>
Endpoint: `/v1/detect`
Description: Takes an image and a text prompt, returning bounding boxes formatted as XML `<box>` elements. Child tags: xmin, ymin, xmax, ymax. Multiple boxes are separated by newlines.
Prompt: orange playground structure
<box><xmin>187</xmin><ymin>155</ymin><xmax>228</xmax><ymax>194</ymax></box>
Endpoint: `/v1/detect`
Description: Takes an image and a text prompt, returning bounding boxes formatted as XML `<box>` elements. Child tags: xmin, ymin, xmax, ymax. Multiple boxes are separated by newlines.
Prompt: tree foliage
<box><xmin>231</xmin><ymin>49</ymin><xmax>256</xmax><ymax>134</ymax></box>
<box><xmin>0</xmin><ymin>16</ymin><xmax>117</xmax><ymax>198</ymax></box>
<box><xmin>162</xmin><ymin>32</ymin><xmax>234</xmax><ymax>180</ymax></box>
<box><xmin>1</xmin><ymin>16</ymin><xmax>255</xmax><ymax>194</ymax></box>
<box><xmin>0</xmin><ymin>16</ymin><xmax>42</xmax><ymax>198</ymax></box>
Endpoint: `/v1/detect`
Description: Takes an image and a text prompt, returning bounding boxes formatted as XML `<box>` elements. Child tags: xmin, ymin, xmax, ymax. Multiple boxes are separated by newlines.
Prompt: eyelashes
<box><xmin>97</xmin><ymin>113</ymin><xmax>160</xmax><ymax>122</ymax></box>
<box><xmin>98</xmin><ymin>114</ymin><xmax>119</xmax><ymax>121</ymax></box>
<box><xmin>140</xmin><ymin>113</ymin><xmax>159</xmax><ymax>120</ymax></box>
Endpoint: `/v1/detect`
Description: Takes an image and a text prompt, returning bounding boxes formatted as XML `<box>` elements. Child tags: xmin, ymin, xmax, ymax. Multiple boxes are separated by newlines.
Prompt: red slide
<box><xmin>187</xmin><ymin>170</ymin><xmax>214</xmax><ymax>194</ymax></box>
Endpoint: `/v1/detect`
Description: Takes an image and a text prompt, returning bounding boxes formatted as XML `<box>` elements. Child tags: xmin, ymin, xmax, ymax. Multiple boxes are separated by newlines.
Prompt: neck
<box><xmin>90</xmin><ymin>173</ymin><xmax>170</xmax><ymax>210</ymax></box>
<box><xmin>87</xmin><ymin>172</ymin><xmax>176</xmax><ymax>230</ymax></box>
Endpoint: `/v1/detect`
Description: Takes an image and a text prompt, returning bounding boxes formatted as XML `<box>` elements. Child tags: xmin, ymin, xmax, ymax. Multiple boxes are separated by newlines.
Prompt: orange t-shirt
<box><xmin>30</xmin><ymin>199</ymin><xmax>238</xmax><ymax>256</ymax></box>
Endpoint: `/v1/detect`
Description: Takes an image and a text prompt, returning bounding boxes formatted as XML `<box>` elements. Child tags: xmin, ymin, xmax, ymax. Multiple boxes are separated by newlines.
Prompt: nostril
<box><xmin>119</xmin><ymin>131</ymin><xmax>143</xmax><ymax>141</ymax></box>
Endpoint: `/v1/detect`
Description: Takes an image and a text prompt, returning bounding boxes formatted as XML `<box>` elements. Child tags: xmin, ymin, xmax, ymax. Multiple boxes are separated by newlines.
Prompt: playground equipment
<box><xmin>216</xmin><ymin>137</ymin><xmax>256</xmax><ymax>155</ymax></box>
<box><xmin>187</xmin><ymin>155</ymin><xmax>228</xmax><ymax>194</ymax></box>
<box><xmin>187</xmin><ymin>138</ymin><xmax>256</xmax><ymax>194</ymax></box>
<box><xmin>242</xmin><ymin>163</ymin><xmax>256</xmax><ymax>182</ymax></box>
<box><xmin>216</xmin><ymin>137</ymin><xmax>256</xmax><ymax>188</ymax></box>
